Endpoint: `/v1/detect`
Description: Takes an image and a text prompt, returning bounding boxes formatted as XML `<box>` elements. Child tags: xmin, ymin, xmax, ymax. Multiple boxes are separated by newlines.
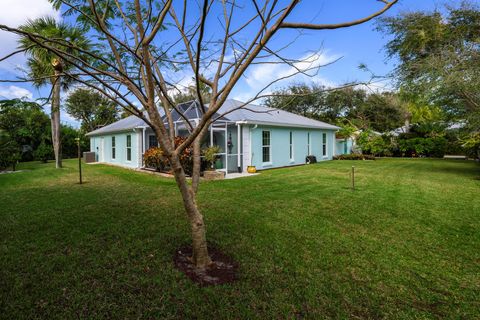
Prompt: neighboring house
<box><xmin>387</xmin><ymin>121</ymin><xmax>466</xmax><ymax>136</ymax></box>
<box><xmin>86</xmin><ymin>99</ymin><xmax>341</xmax><ymax>174</ymax></box>
<box><xmin>335</xmin><ymin>137</ymin><xmax>354</xmax><ymax>155</ymax></box>
<box><xmin>335</xmin><ymin>129</ymin><xmax>381</xmax><ymax>155</ymax></box>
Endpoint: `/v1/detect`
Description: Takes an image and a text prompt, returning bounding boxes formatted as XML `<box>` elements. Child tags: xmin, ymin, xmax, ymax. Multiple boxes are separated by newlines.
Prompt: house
<box><xmin>86</xmin><ymin>99</ymin><xmax>341</xmax><ymax>174</ymax></box>
<box><xmin>335</xmin><ymin>137</ymin><xmax>354</xmax><ymax>155</ymax></box>
<box><xmin>387</xmin><ymin>121</ymin><xmax>466</xmax><ymax>136</ymax></box>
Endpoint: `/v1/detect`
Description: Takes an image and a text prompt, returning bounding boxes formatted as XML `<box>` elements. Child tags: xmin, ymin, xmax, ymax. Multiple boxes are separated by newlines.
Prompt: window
<box><xmin>322</xmin><ymin>133</ymin><xmax>327</xmax><ymax>157</ymax></box>
<box><xmin>126</xmin><ymin>135</ymin><xmax>132</xmax><ymax>161</ymax></box>
<box><xmin>307</xmin><ymin>132</ymin><xmax>311</xmax><ymax>155</ymax></box>
<box><xmin>111</xmin><ymin>136</ymin><xmax>116</xmax><ymax>159</ymax></box>
<box><xmin>289</xmin><ymin>131</ymin><xmax>294</xmax><ymax>160</ymax></box>
<box><xmin>262</xmin><ymin>130</ymin><xmax>271</xmax><ymax>163</ymax></box>
<box><xmin>148</xmin><ymin>135</ymin><xmax>158</xmax><ymax>148</ymax></box>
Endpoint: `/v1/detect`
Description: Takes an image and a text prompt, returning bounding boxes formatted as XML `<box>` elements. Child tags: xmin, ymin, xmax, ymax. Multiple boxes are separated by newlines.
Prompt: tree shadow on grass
<box><xmin>427</xmin><ymin>161</ymin><xmax>480</xmax><ymax>178</ymax></box>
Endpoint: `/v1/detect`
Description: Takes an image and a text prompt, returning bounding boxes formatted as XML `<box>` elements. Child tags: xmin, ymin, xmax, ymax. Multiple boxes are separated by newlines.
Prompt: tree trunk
<box><xmin>404</xmin><ymin>111</ymin><xmax>411</xmax><ymax>134</ymax></box>
<box><xmin>192</xmin><ymin>137</ymin><xmax>202</xmax><ymax>194</ymax></box>
<box><xmin>191</xmin><ymin>125</ymin><xmax>209</xmax><ymax>194</ymax></box>
<box><xmin>51</xmin><ymin>69</ymin><xmax>62</xmax><ymax>169</ymax></box>
<box><xmin>170</xmin><ymin>152</ymin><xmax>211</xmax><ymax>268</ymax></box>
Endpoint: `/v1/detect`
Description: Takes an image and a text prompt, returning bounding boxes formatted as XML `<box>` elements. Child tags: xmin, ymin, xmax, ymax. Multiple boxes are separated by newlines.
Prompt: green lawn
<box><xmin>1</xmin><ymin>159</ymin><xmax>479</xmax><ymax>319</ymax></box>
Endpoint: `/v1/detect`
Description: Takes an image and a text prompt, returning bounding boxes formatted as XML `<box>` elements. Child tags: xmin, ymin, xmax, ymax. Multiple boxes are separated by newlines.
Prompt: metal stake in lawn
<box><xmin>351</xmin><ymin>166</ymin><xmax>355</xmax><ymax>191</ymax></box>
<box><xmin>75</xmin><ymin>137</ymin><xmax>82</xmax><ymax>184</ymax></box>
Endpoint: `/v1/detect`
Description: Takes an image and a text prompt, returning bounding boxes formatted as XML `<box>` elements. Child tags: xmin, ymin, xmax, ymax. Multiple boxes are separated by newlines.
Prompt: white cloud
<box><xmin>0</xmin><ymin>85</ymin><xmax>33</xmax><ymax>99</ymax></box>
<box><xmin>245</xmin><ymin>52</ymin><xmax>339</xmax><ymax>90</ymax></box>
<box><xmin>231</xmin><ymin>51</ymin><xmax>340</xmax><ymax>102</ymax></box>
<box><xmin>0</xmin><ymin>0</ymin><xmax>61</xmax><ymax>73</ymax></box>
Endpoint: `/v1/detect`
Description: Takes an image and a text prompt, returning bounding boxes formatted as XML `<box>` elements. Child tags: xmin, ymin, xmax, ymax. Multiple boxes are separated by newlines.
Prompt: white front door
<box><xmin>99</xmin><ymin>137</ymin><xmax>105</xmax><ymax>162</ymax></box>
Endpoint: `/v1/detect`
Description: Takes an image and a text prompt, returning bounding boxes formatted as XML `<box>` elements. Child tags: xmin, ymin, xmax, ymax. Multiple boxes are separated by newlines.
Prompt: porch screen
<box><xmin>148</xmin><ymin>135</ymin><xmax>158</xmax><ymax>148</ymax></box>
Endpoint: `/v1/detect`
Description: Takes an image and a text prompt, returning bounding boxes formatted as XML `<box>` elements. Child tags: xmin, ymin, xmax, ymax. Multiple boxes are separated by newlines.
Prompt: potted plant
<box><xmin>202</xmin><ymin>145</ymin><xmax>225</xmax><ymax>180</ymax></box>
<box><xmin>247</xmin><ymin>151</ymin><xmax>256</xmax><ymax>173</ymax></box>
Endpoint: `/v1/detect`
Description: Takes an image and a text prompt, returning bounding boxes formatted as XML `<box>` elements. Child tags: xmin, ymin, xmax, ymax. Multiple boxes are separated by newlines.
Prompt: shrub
<box><xmin>144</xmin><ymin>147</ymin><xmax>166</xmax><ymax>171</ymax></box>
<box><xmin>0</xmin><ymin>143</ymin><xmax>21</xmax><ymax>170</ymax></box>
<box><xmin>142</xmin><ymin>137</ymin><xmax>199</xmax><ymax>175</ymax></box>
<box><xmin>398</xmin><ymin>137</ymin><xmax>447</xmax><ymax>157</ymax></box>
<box><xmin>333</xmin><ymin>154</ymin><xmax>375</xmax><ymax>160</ymax></box>
<box><xmin>428</xmin><ymin>137</ymin><xmax>447</xmax><ymax>157</ymax></box>
<box><xmin>357</xmin><ymin>131</ymin><xmax>393</xmax><ymax>156</ymax></box>
<box><xmin>174</xmin><ymin>136</ymin><xmax>194</xmax><ymax>176</ymax></box>
<box><xmin>34</xmin><ymin>141</ymin><xmax>53</xmax><ymax>163</ymax></box>
<box><xmin>462</xmin><ymin>132</ymin><xmax>480</xmax><ymax>160</ymax></box>
<box><xmin>202</xmin><ymin>145</ymin><xmax>221</xmax><ymax>170</ymax></box>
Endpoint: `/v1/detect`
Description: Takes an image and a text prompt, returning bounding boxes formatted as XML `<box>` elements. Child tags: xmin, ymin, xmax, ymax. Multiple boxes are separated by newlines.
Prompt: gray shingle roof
<box><xmin>86</xmin><ymin>99</ymin><xmax>339</xmax><ymax>136</ymax></box>
<box><xmin>85</xmin><ymin>115</ymin><xmax>148</xmax><ymax>136</ymax></box>
<box><xmin>215</xmin><ymin>99</ymin><xmax>340</xmax><ymax>130</ymax></box>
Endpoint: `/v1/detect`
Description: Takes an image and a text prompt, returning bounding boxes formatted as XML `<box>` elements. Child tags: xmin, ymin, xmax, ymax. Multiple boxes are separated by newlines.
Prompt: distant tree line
<box><xmin>0</xmin><ymin>97</ymin><xmax>108</xmax><ymax>170</ymax></box>
<box><xmin>264</xmin><ymin>84</ymin><xmax>412</xmax><ymax>133</ymax></box>
<box><xmin>264</xmin><ymin>3</ymin><xmax>480</xmax><ymax>159</ymax></box>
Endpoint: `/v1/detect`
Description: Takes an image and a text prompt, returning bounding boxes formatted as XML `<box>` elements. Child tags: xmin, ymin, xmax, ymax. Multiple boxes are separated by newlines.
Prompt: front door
<box><xmin>99</xmin><ymin>137</ymin><xmax>105</xmax><ymax>162</ymax></box>
<box><xmin>211</xmin><ymin>127</ymin><xmax>227</xmax><ymax>172</ymax></box>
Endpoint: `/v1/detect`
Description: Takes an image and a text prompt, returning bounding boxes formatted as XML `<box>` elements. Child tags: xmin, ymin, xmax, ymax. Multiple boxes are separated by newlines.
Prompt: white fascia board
<box><xmin>85</xmin><ymin>127</ymin><xmax>142</xmax><ymax>137</ymax></box>
<box><xmin>234</xmin><ymin>120</ymin><xmax>340</xmax><ymax>130</ymax></box>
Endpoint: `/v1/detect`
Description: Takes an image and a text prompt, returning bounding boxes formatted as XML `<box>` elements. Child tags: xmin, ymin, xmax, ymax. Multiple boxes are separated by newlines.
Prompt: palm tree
<box><xmin>18</xmin><ymin>17</ymin><xmax>89</xmax><ymax>168</ymax></box>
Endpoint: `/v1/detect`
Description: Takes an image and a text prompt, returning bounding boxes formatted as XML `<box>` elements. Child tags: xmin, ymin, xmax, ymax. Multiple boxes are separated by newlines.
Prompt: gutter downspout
<box><xmin>236</xmin><ymin>123</ymin><xmax>241</xmax><ymax>173</ymax></box>
<box><xmin>250</xmin><ymin>124</ymin><xmax>257</xmax><ymax>167</ymax></box>
<box><xmin>141</xmin><ymin>127</ymin><xmax>146</xmax><ymax>167</ymax></box>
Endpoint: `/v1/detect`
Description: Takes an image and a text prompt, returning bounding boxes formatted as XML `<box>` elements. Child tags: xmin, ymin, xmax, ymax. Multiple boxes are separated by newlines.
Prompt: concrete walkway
<box><xmin>225</xmin><ymin>172</ymin><xmax>259</xmax><ymax>179</ymax></box>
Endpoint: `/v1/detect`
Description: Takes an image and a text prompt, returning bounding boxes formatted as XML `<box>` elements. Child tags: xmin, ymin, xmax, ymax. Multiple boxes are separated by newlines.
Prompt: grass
<box><xmin>0</xmin><ymin>158</ymin><xmax>479</xmax><ymax>319</ymax></box>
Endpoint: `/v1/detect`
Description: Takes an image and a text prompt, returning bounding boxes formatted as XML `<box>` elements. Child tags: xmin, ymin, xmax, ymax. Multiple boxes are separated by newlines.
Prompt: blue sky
<box><xmin>0</xmin><ymin>0</ymin><xmax>458</xmax><ymax>126</ymax></box>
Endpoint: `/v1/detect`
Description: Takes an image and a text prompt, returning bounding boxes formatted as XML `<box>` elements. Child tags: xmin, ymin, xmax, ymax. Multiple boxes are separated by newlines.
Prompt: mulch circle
<box><xmin>173</xmin><ymin>245</ymin><xmax>238</xmax><ymax>286</ymax></box>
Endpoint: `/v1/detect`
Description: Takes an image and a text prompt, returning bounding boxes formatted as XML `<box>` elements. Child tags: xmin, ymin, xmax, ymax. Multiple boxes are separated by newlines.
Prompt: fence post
<box><xmin>76</xmin><ymin>137</ymin><xmax>82</xmax><ymax>184</ymax></box>
<box><xmin>351</xmin><ymin>166</ymin><xmax>355</xmax><ymax>191</ymax></box>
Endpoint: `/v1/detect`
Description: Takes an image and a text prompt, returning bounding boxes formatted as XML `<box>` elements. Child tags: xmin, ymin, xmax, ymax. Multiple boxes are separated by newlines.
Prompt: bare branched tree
<box><xmin>0</xmin><ymin>0</ymin><xmax>397</xmax><ymax>269</ymax></box>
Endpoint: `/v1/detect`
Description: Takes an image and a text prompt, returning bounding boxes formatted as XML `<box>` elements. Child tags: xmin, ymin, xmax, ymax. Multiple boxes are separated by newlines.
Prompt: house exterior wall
<box><xmin>88</xmin><ymin>125</ymin><xmax>337</xmax><ymax>172</ymax></box>
<box><xmin>89</xmin><ymin>130</ymin><xmax>141</xmax><ymax>169</ymax></box>
<box><xmin>248</xmin><ymin>125</ymin><xmax>336</xmax><ymax>171</ymax></box>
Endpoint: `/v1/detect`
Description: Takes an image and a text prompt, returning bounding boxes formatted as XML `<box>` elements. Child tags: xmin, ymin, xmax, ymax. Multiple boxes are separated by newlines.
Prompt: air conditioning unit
<box><xmin>306</xmin><ymin>155</ymin><xmax>317</xmax><ymax>164</ymax></box>
<box><xmin>83</xmin><ymin>151</ymin><xmax>96</xmax><ymax>163</ymax></box>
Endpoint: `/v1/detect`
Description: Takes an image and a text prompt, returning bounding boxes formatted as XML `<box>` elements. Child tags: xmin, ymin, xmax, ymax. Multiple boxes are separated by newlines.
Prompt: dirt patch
<box><xmin>173</xmin><ymin>245</ymin><xmax>238</xmax><ymax>286</ymax></box>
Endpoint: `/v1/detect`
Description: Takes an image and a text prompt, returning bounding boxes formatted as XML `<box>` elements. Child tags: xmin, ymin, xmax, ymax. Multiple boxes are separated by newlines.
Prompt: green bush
<box><xmin>398</xmin><ymin>137</ymin><xmax>447</xmax><ymax>157</ymax></box>
<box><xmin>0</xmin><ymin>145</ymin><xmax>21</xmax><ymax>170</ymax></box>
<box><xmin>0</xmin><ymin>131</ymin><xmax>21</xmax><ymax>170</ymax></box>
<box><xmin>333</xmin><ymin>154</ymin><xmax>375</xmax><ymax>160</ymax></box>
<box><xmin>462</xmin><ymin>132</ymin><xmax>480</xmax><ymax>160</ymax></box>
<box><xmin>34</xmin><ymin>142</ymin><xmax>53</xmax><ymax>163</ymax></box>
<box><xmin>142</xmin><ymin>137</ymin><xmax>207</xmax><ymax>176</ymax></box>
<box><xmin>62</xmin><ymin>126</ymin><xmax>88</xmax><ymax>158</ymax></box>
<box><xmin>143</xmin><ymin>147</ymin><xmax>166</xmax><ymax>171</ymax></box>
<box><xmin>357</xmin><ymin>131</ymin><xmax>394</xmax><ymax>156</ymax></box>
<box><xmin>202</xmin><ymin>145</ymin><xmax>221</xmax><ymax>170</ymax></box>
